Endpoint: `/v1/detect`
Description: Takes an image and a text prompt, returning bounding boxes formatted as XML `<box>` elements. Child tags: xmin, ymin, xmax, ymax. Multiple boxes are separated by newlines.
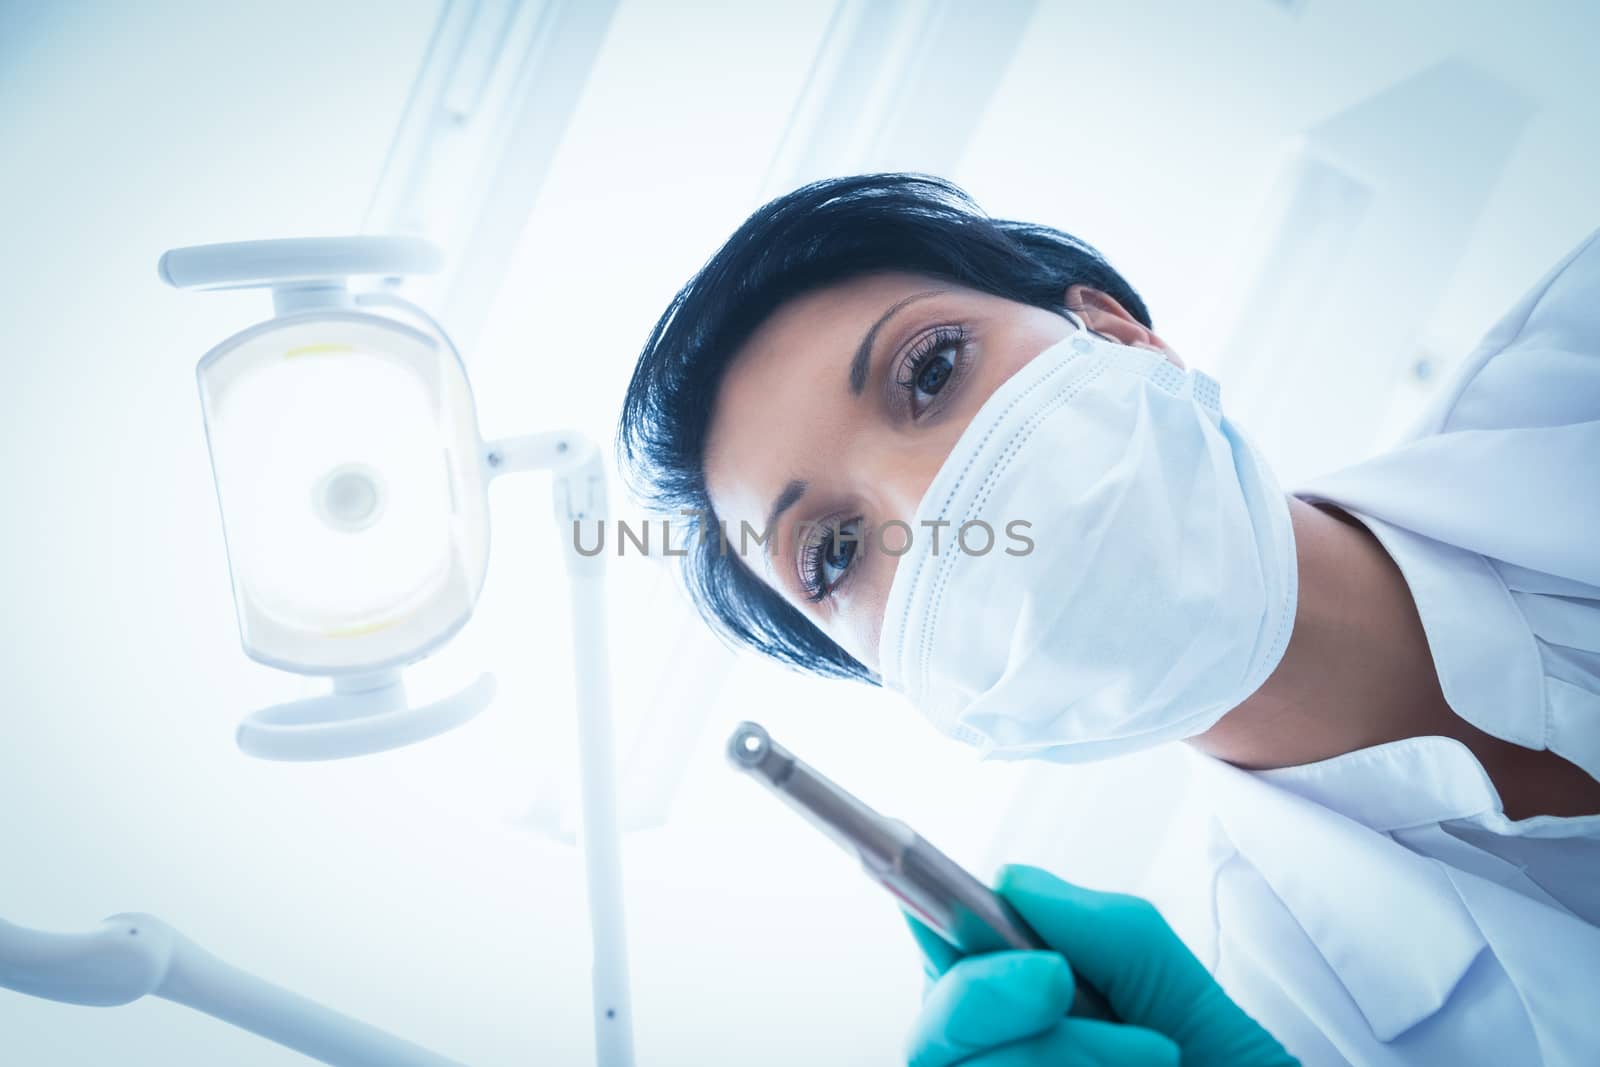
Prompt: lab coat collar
<box><xmin>1254</xmin><ymin>735</ymin><xmax>1501</xmax><ymax>832</ymax></box>
<box><xmin>1185</xmin><ymin>749</ymin><xmax>1488</xmax><ymax>1042</ymax></box>
<box><xmin>1290</xmin><ymin>504</ymin><xmax>1549</xmax><ymax>753</ymax></box>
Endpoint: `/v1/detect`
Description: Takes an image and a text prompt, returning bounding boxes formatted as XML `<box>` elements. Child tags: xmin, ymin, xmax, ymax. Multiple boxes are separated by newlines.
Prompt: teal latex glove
<box><xmin>905</xmin><ymin>865</ymin><xmax>1298</xmax><ymax>1067</ymax></box>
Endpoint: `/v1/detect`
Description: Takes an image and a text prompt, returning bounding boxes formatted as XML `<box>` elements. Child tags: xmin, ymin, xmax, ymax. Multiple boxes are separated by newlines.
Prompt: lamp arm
<box><xmin>483</xmin><ymin>431</ymin><xmax>637</xmax><ymax>1067</ymax></box>
<box><xmin>0</xmin><ymin>914</ymin><xmax>465</xmax><ymax>1066</ymax></box>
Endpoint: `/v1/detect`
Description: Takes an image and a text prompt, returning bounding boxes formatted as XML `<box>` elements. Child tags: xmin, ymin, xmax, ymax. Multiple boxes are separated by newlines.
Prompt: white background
<box><xmin>2</xmin><ymin>2</ymin><xmax>1598</xmax><ymax>1064</ymax></box>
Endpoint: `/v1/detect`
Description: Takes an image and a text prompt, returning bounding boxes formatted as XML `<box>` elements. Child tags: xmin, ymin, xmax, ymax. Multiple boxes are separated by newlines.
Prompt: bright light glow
<box><xmin>214</xmin><ymin>352</ymin><xmax>449</xmax><ymax>622</ymax></box>
<box><xmin>198</xmin><ymin>313</ymin><xmax>489</xmax><ymax>673</ymax></box>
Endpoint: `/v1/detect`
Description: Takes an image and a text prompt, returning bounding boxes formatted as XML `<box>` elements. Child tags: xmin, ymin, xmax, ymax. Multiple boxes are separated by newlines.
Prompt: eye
<box><xmin>896</xmin><ymin>325</ymin><xmax>967</xmax><ymax>418</ymax></box>
<box><xmin>800</xmin><ymin>517</ymin><xmax>862</xmax><ymax>602</ymax></box>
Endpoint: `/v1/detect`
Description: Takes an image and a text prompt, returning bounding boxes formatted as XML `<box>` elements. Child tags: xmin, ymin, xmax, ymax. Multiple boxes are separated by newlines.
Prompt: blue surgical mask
<box><xmin>878</xmin><ymin>319</ymin><xmax>1297</xmax><ymax>762</ymax></box>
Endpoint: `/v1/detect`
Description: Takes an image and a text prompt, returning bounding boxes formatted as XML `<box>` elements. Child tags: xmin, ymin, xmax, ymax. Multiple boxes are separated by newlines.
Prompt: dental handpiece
<box><xmin>726</xmin><ymin>721</ymin><xmax>1115</xmax><ymax>1022</ymax></box>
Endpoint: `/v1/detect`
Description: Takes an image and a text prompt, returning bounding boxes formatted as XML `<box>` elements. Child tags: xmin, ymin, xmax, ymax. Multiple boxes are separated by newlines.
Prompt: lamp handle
<box><xmin>159</xmin><ymin>236</ymin><xmax>442</xmax><ymax>292</ymax></box>
<box><xmin>236</xmin><ymin>672</ymin><xmax>497</xmax><ymax>762</ymax></box>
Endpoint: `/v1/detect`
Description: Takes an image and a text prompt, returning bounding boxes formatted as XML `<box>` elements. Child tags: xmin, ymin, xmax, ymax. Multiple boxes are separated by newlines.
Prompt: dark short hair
<box><xmin>617</xmin><ymin>173</ymin><xmax>1149</xmax><ymax>683</ymax></box>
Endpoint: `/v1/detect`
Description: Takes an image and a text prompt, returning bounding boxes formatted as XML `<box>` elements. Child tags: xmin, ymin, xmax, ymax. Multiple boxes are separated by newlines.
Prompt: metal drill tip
<box><xmin>727</xmin><ymin>721</ymin><xmax>770</xmax><ymax>767</ymax></box>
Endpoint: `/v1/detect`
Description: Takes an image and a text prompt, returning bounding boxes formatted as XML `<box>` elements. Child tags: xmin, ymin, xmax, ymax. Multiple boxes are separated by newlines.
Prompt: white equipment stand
<box><xmin>0</xmin><ymin>238</ymin><xmax>635</xmax><ymax>1066</ymax></box>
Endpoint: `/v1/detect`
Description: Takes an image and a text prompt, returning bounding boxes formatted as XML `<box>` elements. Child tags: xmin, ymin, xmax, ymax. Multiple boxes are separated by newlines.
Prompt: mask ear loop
<box><xmin>1058</xmin><ymin>304</ymin><xmax>1120</xmax><ymax>343</ymax></box>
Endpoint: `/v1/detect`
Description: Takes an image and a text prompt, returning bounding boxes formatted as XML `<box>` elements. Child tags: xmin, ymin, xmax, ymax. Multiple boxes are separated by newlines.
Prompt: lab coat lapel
<box><xmin>1186</xmin><ymin>751</ymin><xmax>1487</xmax><ymax>1042</ymax></box>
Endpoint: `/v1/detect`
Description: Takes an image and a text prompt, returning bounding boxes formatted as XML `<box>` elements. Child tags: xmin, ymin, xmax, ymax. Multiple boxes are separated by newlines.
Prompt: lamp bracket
<box><xmin>160</xmin><ymin>236</ymin><xmax>444</xmax><ymax>317</ymax></box>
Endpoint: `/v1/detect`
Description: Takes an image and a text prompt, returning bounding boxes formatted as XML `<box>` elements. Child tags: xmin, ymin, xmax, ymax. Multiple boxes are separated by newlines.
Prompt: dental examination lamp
<box><xmin>0</xmin><ymin>237</ymin><xmax>635</xmax><ymax>1067</ymax></box>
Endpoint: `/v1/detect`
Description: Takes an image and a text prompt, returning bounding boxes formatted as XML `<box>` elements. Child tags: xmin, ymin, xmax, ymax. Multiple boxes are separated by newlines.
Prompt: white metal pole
<box><xmin>550</xmin><ymin>441</ymin><xmax>636</xmax><ymax>1067</ymax></box>
<box><xmin>566</xmin><ymin>569</ymin><xmax>636</xmax><ymax>1067</ymax></box>
<box><xmin>485</xmin><ymin>432</ymin><xmax>637</xmax><ymax>1066</ymax></box>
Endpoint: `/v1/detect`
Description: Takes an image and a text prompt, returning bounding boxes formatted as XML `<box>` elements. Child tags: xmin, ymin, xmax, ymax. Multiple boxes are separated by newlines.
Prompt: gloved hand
<box><xmin>905</xmin><ymin>865</ymin><xmax>1298</xmax><ymax>1067</ymax></box>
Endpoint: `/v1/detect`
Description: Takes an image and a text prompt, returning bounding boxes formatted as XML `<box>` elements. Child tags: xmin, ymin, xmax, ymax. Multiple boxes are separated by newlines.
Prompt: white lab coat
<box><xmin>1183</xmin><ymin>230</ymin><xmax>1600</xmax><ymax>1066</ymax></box>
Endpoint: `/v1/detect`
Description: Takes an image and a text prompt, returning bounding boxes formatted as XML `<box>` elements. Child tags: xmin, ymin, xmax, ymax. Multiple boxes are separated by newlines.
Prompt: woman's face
<box><xmin>703</xmin><ymin>272</ymin><xmax>1175</xmax><ymax>672</ymax></box>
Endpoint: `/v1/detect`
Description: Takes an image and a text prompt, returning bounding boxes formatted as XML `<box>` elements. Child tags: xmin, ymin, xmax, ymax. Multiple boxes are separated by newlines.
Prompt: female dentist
<box><xmin>616</xmin><ymin>174</ymin><xmax>1600</xmax><ymax>1065</ymax></box>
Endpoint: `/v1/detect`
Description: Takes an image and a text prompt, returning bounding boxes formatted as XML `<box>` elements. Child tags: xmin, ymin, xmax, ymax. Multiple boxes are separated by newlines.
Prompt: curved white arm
<box><xmin>158</xmin><ymin>236</ymin><xmax>442</xmax><ymax>291</ymax></box>
<box><xmin>1</xmin><ymin>913</ymin><xmax>465</xmax><ymax>1066</ymax></box>
<box><xmin>236</xmin><ymin>670</ymin><xmax>498</xmax><ymax>762</ymax></box>
<box><xmin>0</xmin><ymin>914</ymin><xmax>171</xmax><ymax>1007</ymax></box>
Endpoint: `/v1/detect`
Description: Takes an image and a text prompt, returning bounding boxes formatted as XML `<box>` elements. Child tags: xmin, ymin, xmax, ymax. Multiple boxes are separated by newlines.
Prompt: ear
<box><xmin>1064</xmin><ymin>285</ymin><xmax>1184</xmax><ymax>368</ymax></box>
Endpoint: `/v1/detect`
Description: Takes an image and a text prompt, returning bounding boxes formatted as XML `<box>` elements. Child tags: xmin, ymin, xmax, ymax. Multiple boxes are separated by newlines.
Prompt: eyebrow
<box><xmin>764</xmin><ymin>478</ymin><xmax>808</xmax><ymax>545</ymax></box>
<box><xmin>848</xmin><ymin>289</ymin><xmax>946</xmax><ymax>395</ymax></box>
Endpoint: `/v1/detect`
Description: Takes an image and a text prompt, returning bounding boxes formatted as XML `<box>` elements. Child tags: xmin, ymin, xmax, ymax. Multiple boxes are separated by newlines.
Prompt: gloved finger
<box><xmin>995</xmin><ymin>865</ymin><xmax>1238</xmax><ymax>1034</ymax></box>
<box><xmin>906</xmin><ymin>951</ymin><xmax>1074</xmax><ymax>1067</ymax></box>
<box><xmin>903</xmin><ymin>911</ymin><xmax>963</xmax><ymax>980</ymax></box>
<box><xmin>960</xmin><ymin>1018</ymin><xmax>1180</xmax><ymax>1067</ymax></box>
